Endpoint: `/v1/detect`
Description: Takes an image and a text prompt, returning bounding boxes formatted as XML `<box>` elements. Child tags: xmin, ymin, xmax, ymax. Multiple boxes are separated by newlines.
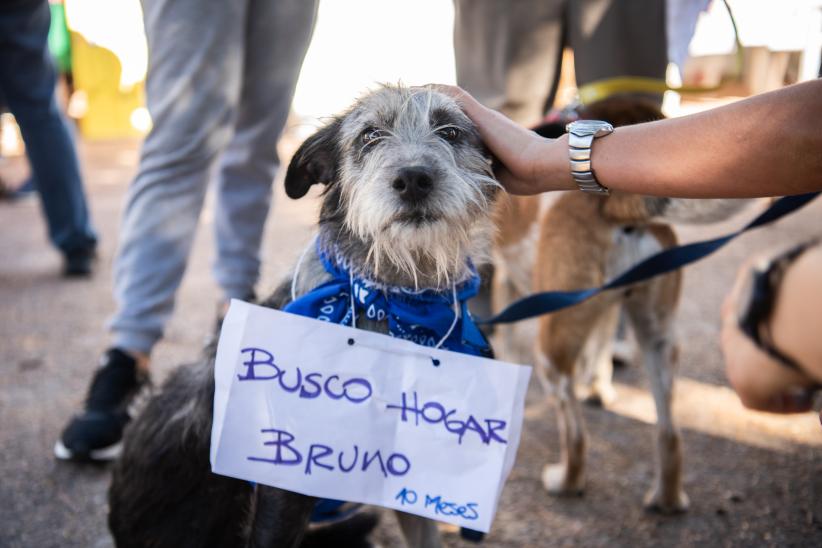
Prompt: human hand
<box><xmin>720</xmin><ymin>257</ymin><xmax>816</xmax><ymax>413</ymax></box>
<box><xmin>427</xmin><ymin>85</ymin><xmax>574</xmax><ymax>195</ymax></box>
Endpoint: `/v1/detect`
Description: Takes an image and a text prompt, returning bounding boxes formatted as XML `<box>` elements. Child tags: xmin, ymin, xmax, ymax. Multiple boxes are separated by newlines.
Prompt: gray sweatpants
<box><xmin>110</xmin><ymin>0</ymin><xmax>317</xmax><ymax>354</ymax></box>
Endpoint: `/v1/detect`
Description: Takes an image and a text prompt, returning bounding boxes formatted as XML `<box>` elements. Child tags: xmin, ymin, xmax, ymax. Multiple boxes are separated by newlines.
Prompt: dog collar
<box><xmin>284</xmin><ymin>239</ymin><xmax>492</xmax><ymax>358</ymax></box>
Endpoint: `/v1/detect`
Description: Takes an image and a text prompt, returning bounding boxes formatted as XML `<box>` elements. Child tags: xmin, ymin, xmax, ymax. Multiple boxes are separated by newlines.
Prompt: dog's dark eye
<box><xmin>361</xmin><ymin>127</ymin><xmax>383</xmax><ymax>144</ymax></box>
<box><xmin>436</xmin><ymin>126</ymin><xmax>460</xmax><ymax>142</ymax></box>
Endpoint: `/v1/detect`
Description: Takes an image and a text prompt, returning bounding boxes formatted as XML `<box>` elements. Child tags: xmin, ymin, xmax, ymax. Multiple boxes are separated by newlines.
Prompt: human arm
<box><xmin>435</xmin><ymin>80</ymin><xmax>822</xmax><ymax>198</ymax></box>
<box><xmin>721</xmin><ymin>244</ymin><xmax>822</xmax><ymax>413</ymax></box>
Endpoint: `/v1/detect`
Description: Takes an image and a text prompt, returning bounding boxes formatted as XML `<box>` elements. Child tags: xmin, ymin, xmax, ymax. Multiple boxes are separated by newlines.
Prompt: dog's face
<box><xmin>286</xmin><ymin>85</ymin><xmax>498</xmax><ymax>288</ymax></box>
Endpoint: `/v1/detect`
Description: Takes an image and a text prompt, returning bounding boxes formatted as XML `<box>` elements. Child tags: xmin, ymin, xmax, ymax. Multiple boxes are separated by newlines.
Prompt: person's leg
<box><xmin>569</xmin><ymin>0</ymin><xmax>668</xmax><ymax>102</ymax></box>
<box><xmin>0</xmin><ymin>0</ymin><xmax>97</xmax><ymax>272</ymax></box>
<box><xmin>110</xmin><ymin>0</ymin><xmax>250</xmax><ymax>355</ymax></box>
<box><xmin>453</xmin><ymin>0</ymin><xmax>566</xmax><ymax>125</ymax></box>
<box><xmin>212</xmin><ymin>0</ymin><xmax>318</xmax><ymax>304</ymax></box>
<box><xmin>56</xmin><ymin>0</ymin><xmax>249</xmax><ymax>461</ymax></box>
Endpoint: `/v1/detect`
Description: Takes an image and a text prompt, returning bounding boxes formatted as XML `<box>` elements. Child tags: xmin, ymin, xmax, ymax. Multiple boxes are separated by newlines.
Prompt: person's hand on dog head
<box><xmin>424</xmin><ymin>84</ymin><xmax>575</xmax><ymax>196</ymax></box>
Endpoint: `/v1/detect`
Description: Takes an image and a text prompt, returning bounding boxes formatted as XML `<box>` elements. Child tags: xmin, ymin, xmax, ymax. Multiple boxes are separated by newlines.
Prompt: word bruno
<box><xmin>247</xmin><ymin>428</ymin><xmax>411</xmax><ymax>479</ymax></box>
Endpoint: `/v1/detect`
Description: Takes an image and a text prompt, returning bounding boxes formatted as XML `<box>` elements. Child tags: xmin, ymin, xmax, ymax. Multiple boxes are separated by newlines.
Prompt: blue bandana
<box><xmin>284</xmin><ymin>241</ymin><xmax>492</xmax><ymax>358</ymax></box>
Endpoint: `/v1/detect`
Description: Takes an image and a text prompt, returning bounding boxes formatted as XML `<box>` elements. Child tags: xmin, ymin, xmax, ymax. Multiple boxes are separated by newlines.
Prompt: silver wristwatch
<box><xmin>566</xmin><ymin>120</ymin><xmax>614</xmax><ymax>195</ymax></box>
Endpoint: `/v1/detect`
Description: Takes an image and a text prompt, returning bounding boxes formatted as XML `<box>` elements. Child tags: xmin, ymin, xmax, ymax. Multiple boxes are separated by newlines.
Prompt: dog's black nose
<box><xmin>392</xmin><ymin>166</ymin><xmax>434</xmax><ymax>203</ymax></box>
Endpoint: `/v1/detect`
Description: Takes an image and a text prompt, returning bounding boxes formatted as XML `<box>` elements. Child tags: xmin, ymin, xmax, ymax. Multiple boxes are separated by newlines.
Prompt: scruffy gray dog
<box><xmin>108</xmin><ymin>85</ymin><xmax>499</xmax><ymax>548</ymax></box>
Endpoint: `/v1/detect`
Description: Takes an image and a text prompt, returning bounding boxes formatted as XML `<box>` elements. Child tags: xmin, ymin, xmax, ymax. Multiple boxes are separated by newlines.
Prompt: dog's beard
<box><xmin>341</xmin><ymin>174</ymin><xmax>494</xmax><ymax>290</ymax></box>
<box><xmin>367</xmin><ymin>219</ymin><xmax>470</xmax><ymax>289</ymax></box>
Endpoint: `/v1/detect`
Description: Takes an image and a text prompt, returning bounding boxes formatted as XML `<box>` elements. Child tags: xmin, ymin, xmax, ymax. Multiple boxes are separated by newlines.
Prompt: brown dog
<box><xmin>492</xmin><ymin>97</ymin><xmax>748</xmax><ymax>513</ymax></box>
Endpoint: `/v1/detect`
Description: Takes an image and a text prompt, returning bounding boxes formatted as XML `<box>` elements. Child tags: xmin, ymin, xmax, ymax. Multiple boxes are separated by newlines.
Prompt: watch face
<box><xmin>567</xmin><ymin>120</ymin><xmax>614</xmax><ymax>137</ymax></box>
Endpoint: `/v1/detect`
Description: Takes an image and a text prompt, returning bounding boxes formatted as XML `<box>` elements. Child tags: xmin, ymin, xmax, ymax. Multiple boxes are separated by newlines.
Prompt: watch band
<box><xmin>566</xmin><ymin>121</ymin><xmax>613</xmax><ymax>195</ymax></box>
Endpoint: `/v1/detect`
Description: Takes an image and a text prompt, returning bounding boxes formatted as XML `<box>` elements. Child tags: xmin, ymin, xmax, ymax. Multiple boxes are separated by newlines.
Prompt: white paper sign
<box><xmin>211</xmin><ymin>300</ymin><xmax>531</xmax><ymax>533</ymax></box>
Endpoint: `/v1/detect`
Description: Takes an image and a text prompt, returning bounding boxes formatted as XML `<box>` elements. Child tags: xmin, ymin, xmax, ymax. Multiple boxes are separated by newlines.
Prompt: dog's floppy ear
<box><xmin>285</xmin><ymin>118</ymin><xmax>342</xmax><ymax>199</ymax></box>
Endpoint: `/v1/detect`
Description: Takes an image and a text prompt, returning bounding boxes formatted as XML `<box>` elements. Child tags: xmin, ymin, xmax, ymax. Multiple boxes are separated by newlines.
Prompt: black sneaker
<box><xmin>63</xmin><ymin>247</ymin><xmax>96</xmax><ymax>278</ymax></box>
<box><xmin>54</xmin><ymin>348</ymin><xmax>150</xmax><ymax>462</ymax></box>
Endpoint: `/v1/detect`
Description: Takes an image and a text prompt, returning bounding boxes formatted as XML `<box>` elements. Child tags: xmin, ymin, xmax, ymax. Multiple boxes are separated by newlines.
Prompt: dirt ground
<box><xmin>1</xmin><ymin>135</ymin><xmax>820</xmax><ymax>548</ymax></box>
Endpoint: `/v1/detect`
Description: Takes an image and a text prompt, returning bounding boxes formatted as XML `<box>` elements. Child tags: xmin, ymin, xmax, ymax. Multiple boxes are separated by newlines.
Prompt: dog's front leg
<box><xmin>626</xmin><ymin>286</ymin><xmax>689</xmax><ymax>514</ymax></box>
<box><xmin>536</xmin><ymin>318</ymin><xmax>587</xmax><ymax>496</ymax></box>
<box><xmin>247</xmin><ymin>486</ymin><xmax>316</xmax><ymax>548</ymax></box>
<box><xmin>395</xmin><ymin>511</ymin><xmax>442</xmax><ymax>548</ymax></box>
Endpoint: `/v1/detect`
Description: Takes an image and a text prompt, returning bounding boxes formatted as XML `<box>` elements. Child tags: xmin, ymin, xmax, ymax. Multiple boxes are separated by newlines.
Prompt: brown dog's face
<box><xmin>285</xmin><ymin>85</ymin><xmax>499</xmax><ymax>287</ymax></box>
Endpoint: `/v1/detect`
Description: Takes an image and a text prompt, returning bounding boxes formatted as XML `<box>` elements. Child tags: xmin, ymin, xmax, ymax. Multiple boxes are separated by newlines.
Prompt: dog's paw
<box><xmin>541</xmin><ymin>463</ymin><xmax>585</xmax><ymax>497</ymax></box>
<box><xmin>643</xmin><ymin>487</ymin><xmax>690</xmax><ymax>515</ymax></box>
<box><xmin>579</xmin><ymin>383</ymin><xmax>617</xmax><ymax>408</ymax></box>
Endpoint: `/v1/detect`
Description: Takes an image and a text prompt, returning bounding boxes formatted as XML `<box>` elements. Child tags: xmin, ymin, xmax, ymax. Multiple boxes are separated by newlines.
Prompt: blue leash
<box><xmin>480</xmin><ymin>192</ymin><xmax>820</xmax><ymax>325</ymax></box>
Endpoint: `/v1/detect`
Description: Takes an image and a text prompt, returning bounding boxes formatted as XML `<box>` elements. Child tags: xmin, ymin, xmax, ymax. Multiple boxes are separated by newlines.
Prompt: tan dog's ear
<box><xmin>285</xmin><ymin>118</ymin><xmax>342</xmax><ymax>199</ymax></box>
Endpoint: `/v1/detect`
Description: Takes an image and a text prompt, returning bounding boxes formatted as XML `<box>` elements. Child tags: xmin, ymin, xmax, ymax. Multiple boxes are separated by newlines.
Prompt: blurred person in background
<box><xmin>0</xmin><ymin>0</ymin><xmax>98</xmax><ymax>275</ymax></box>
<box><xmin>452</xmin><ymin>0</ymin><xmax>668</xmax><ymax>328</ymax></box>
<box><xmin>453</xmin><ymin>0</ymin><xmax>668</xmax><ymax>127</ymax></box>
<box><xmin>56</xmin><ymin>0</ymin><xmax>318</xmax><ymax>461</ymax></box>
